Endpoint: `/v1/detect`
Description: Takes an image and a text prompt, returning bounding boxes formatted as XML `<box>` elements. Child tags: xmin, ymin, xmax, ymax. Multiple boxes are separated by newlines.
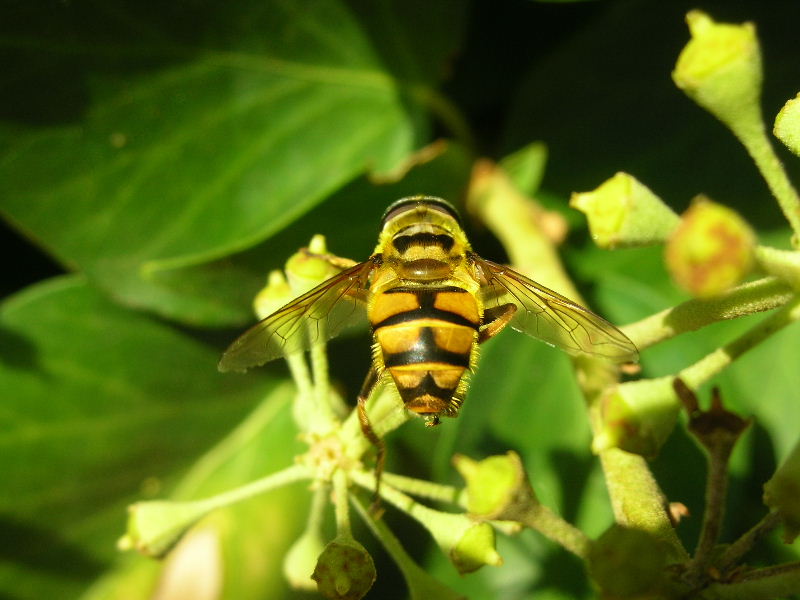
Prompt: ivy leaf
<box><xmin>0</xmin><ymin>276</ymin><xmax>284</xmax><ymax>598</ymax></box>
<box><xmin>0</xmin><ymin>0</ymin><xmax>465</xmax><ymax>325</ymax></box>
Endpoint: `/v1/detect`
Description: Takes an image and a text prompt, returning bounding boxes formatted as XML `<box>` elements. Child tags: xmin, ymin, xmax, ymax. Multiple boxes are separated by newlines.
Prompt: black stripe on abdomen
<box><xmin>382</xmin><ymin>327</ymin><xmax>471</xmax><ymax>368</ymax></box>
<box><xmin>372</xmin><ymin>287</ymin><xmax>479</xmax><ymax>330</ymax></box>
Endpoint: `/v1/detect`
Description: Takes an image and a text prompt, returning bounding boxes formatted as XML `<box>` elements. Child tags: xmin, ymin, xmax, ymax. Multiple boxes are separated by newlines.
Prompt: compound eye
<box><xmin>380</xmin><ymin>196</ymin><xmax>461</xmax><ymax>229</ymax></box>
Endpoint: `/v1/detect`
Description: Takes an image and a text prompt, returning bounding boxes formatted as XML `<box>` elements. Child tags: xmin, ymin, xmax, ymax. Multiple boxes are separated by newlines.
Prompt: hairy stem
<box><xmin>380</xmin><ymin>472</ymin><xmax>463</xmax><ymax>505</ymax></box>
<box><xmin>333</xmin><ymin>468</ymin><xmax>352</xmax><ymax>537</ymax></box>
<box><xmin>717</xmin><ymin>511</ymin><xmax>782</xmax><ymax>572</ymax></box>
<box><xmin>622</xmin><ymin>276</ymin><xmax>793</xmax><ymax>351</ymax></box>
<box><xmin>687</xmin><ymin>436</ymin><xmax>735</xmax><ymax>581</ymax></box>
<box><xmin>735</xmin><ymin>120</ymin><xmax>800</xmax><ymax>247</ymax></box>
<box><xmin>680</xmin><ymin>296</ymin><xmax>800</xmax><ymax>387</ymax></box>
<box><xmin>518</xmin><ymin>503</ymin><xmax>593</xmax><ymax>560</ymax></box>
<box><xmin>701</xmin><ymin>561</ymin><xmax>800</xmax><ymax>600</ymax></box>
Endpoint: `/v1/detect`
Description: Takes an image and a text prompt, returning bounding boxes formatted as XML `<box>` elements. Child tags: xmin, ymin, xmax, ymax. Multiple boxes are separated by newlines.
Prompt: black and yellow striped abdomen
<box><xmin>370</xmin><ymin>286</ymin><xmax>480</xmax><ymax>419</ymax></box>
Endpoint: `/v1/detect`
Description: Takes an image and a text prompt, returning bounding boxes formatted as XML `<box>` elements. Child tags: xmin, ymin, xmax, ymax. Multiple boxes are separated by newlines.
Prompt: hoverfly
<box><xmin>219</xmin><ymin>196</ymin><xmax>638</xmax><ymax>433</ymax></box>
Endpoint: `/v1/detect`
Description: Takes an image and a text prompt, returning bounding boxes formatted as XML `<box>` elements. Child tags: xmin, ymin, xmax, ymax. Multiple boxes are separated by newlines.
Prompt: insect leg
<box><xmin>357</xmin><ymin>365</ymin><xmax>385</xmax><ymax>514</ymax></box>
<box><xmin>479</xmin><ymin>303</ymin><xmax>517</xmax><ymax>344</ymax></box>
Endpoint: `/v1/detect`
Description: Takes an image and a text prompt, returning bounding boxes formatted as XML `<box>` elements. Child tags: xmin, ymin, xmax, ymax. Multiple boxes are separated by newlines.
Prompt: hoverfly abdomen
<box><xmin>371</xmin><ymin>286</ymin><xmax>479</xmax><ymax>423</ymax></box>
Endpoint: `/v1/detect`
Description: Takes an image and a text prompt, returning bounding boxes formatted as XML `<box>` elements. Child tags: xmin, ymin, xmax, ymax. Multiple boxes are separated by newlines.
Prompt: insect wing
<box><xmin>218</xmin><ymin>261</ymin><xmax>375</xmax><ymax>372</ymax></box>
<box><xmin>473</xmin><ymin>256</ymin><xmax>638</xmax><ymax>362</ymax></box>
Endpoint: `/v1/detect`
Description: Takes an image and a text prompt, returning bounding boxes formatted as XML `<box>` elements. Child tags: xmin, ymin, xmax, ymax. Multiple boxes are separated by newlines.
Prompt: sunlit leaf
<box><xmin>0</xmin><ymin>276</ymin><xmax>279</xmax><ymax>598</ymax></box>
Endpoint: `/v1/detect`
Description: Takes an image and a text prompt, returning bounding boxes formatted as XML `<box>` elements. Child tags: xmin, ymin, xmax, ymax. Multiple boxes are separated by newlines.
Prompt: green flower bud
<box><xmin>570</xmin><ymin>172</ymin><xmax>680</xmax><ymax>248</ymax></box>
<box><xmin>672</xmin><ymin>11</ymin><xmax>763</xmax><ymax>138</ymax></box>
<box><xmin>588</xmin><ymin>525</ymin><xmax>666</xmax><ymax>597</ymax></box>
<box><xmin>286</xmin><ymin>235</ymin><xmax>338</xmax><ymax>295</ymax></box>
<box><xmin>593</xmin><ymin>378</ymin><xmax>680</xmax><ymax>458</ymax></box>
<box><xmin>119</xmin><ymin>499</ymin><xmax>212</xmax><ymax>558</ymax></box>
<box><xmin>253</xmin><ymin>270</ymin><xmax>293</xmax><ymax>320</ymax></box>
<box><xmin>284</xmin><ymin>527</ymin><xmax>326</xmax><ymax>591</ymax></box>
<box><xmin>774</xmin><ymin>93</ymin><xmax>800</xmax><ymax>157</ymax></box>
<box><xmin>763</xmin><ymin>439</ymin><xmax>800</xmax><ymax>543</ymax></box>
<box><xmin>450</xmin><ymin>522</ymin><xmax>500</xmax><ymax>575</ymax></box>
<box><xmin>665</xmin><ymin>196</ymin><xmax>756</xmax><ymax>298</ymax></box>
<box><xmin>454</xmin><ymin>452</ymin><xmax>537</xmax><ymax>521</ymax></box>
<box><xmin>312</xmin><ymin>536</ymin><xmax>376</xmax><ymax>600</ymax></box>
<box><xmin>427</xmin><ymin>511</ymin><xmax>503</xmax><ymax>575</ymax></box>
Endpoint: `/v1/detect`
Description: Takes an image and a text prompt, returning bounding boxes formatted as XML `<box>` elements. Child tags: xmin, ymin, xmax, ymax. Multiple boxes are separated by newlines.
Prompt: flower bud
<box><xmin>286</xmin><ymin>235</ymin><xmax>338</xmax><ymax>295</ymax></box>
<box><xmin>119</xmin><ymin>499</ymin><xmax>212</xmax><ymax>558</ymax></box>
<box><xmin>588</xmin><ymin>525</ymin><xmax>666</xmax><ymax>597</ymax></box>
<box><xmin>665</xmin><ymin>196</ymin><xmax>756</xmax><ymax>298</ymax></box>
<box><xmin>672</xmin><ymin>11</ymin><xmax>763</xmax><ymax>137</ymax></box>
<box><xmin>312</xmin><ymin>536</ymin><xmax>376</xmax><ymax>600</ymax></box>
<box><xmin>570</xmin><ymin>172</ymin><xmax>680</xmax><ymax>248</ymax></box>
<box><xmin>763</xmin><ymin>439</ymin><xmax>800</xmax><ymax>543</ymax></box>
<box><xmin>450</xmin><ymin>522</ymin><xmax>501</xmax><ymax>575</ymax></box>
<box><xmin>774</xmin><ymin>93</ymin><xmax>800</xmax><ymax>157</ymax></box>
<box><xmin>253</xmin><ymin>270</ymin><xmax>293</xmax><ymax>320</ymax></box>
<box><xmin>593</xmin><ymin>379</ymin><xmax>680</xmax><ymax>458</ymax></box>
<box><xmin>454</xmin><ymin>452</ymin><xmax>537</xmax><ymax>521</ymax></box>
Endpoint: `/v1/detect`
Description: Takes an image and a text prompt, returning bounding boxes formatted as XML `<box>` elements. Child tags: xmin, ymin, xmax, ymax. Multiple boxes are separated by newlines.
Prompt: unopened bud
<box><xmin>774</xmin><ymin>93</ymin><xmax>800</xmax><ymax>157</ymax></box>
<box><xmin>672</xmin><ymin>11</ymin><xmax>763</xmax><ymax>137</ymax></box>
<box><xmin>119</xmin><ymin>499</ymin><xmax>212</xmax><ymax>558</ymax></box>
<box><xmin>665</xmin><ymin>196</ymin><xmax>756</xmax><ymax>298</ymax></box>
<box><xmin>450</xmin><ymin>522</ymin><xmax>502</xmax><ymax>575</ymax></box>
<box><xmin>593</xmin><ymin>379</ymin><xmax>680</xmax><ymax>458</ymax></box>
<box><xmin>286</xmin><ymin>235</ymin><xmax>338</xmax><ymax>295</ymax></box>
<box><xmin>454</xmin><ymin>452</ymin><xmax>537</xmax><ymax>521</ymax></box>
<box><xmin>571</xmin><ymin>172</ymin><xmax>679</xmax><ymax>248</ymax></box>
<box><xmin>312</xmin><ymin>536</ymin><xmax>376</xmax><ymax>600</ymax></box>
<box><xmin>253</xmin><ymin>270</ymin><xmax>293</xmax><ymax>320</ymax></box>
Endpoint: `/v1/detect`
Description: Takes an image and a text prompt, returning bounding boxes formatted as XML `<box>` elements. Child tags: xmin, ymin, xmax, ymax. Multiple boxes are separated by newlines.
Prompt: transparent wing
<box><xmin>218</xmin><ymin>261</ymin><xmax>375</xmax><ymax>372</ymax></box>
<box><xmin>473</xmin><ymin>255</ymin><xmax>638</xmax><ymax>362</ymax></box>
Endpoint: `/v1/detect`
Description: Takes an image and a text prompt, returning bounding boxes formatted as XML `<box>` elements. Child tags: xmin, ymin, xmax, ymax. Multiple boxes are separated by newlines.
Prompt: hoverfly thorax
<box><xmin>377</xmin><ymin>196</ymin><xmax>470</xmax><ymax>282</ymax></box>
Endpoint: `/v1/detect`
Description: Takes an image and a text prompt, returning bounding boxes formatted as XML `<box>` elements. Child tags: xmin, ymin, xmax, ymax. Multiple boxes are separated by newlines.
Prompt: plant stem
<box><xmin>380</xmin><ymin>472</ymin><xmax>463</xmax><ymax>505</ymax></box>
<box><xmin>680</xmin><ymin>296</ymin><xmax>800</xmax><ymax>388</ymax></box>
<box><xmin>190</xmin><ymin>463</ymin><xmax>311</xmax><ymax>514</ymax></box>
<box><xmin>351</xmin><ymin>494</ymin><xmax>466</xmax><ymax>600</ymax></box>
<box><xmin>309</xmin><ymin>325</ymin><xmax>338</xmax><ymax>431</ymax></box>
<box><xmin>333</xmin><ymin>468</ymin><xmax>352</xmax><ymax>537</ymax></box>
<box><xmin>700</xmin><ymin>561</ymin><xmax>800</xmax><ymax>600</ymax></box>
<box><xmin>686</xmin><ymin>434</ymin><xmax>735</xmax><ymax>582</ymax></box>
<box><xmin>622</xmin><ymin>276</ymin><xmax>793</xmax><ymax>351</ymax></box>
<box><xmin>518</xmin><ymin>503</ymin><xmax>592</xmax><ymax>560</ymax></box>
<box><xmin>754</xmin><ymin>245</ymin><xmax>800</xmax><ymax>289</ymax></box>
<box><xmin>717</xmin><ymin>511</ymin><xmax>781</xmax><ymax>572</ymax></box>
<box><xmin>599</xmin><ymin>447</ymin><xmax>690</xmax><ymax>562</ymax></box>
<box><xmin>735</xmin><ymin>121</ymin><xmax>800</xmax><ymax>247</ymax></box>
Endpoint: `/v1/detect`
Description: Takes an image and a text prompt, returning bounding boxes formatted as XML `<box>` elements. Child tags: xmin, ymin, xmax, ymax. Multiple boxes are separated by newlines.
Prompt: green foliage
<box><xmin>3</xmin><ymin>1</ymin><xmax>800</xmax><ymax>599</ymax></box>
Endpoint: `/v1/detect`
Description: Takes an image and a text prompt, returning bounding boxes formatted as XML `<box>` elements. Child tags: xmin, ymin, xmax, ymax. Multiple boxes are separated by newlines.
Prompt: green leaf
<box><xmin>84</xmin><ymin>387</ymin><xmax>309</xmax><ymax>600</ymax></box>
<box><xmin>0</xmin><ymin>0</ymin><xmax>466</xmax><ymax>325</ymax></box>
<box><xmin>0</xmin><ymin>276</ymin><xmax>280</xmax><ymax>598</ymax></box>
